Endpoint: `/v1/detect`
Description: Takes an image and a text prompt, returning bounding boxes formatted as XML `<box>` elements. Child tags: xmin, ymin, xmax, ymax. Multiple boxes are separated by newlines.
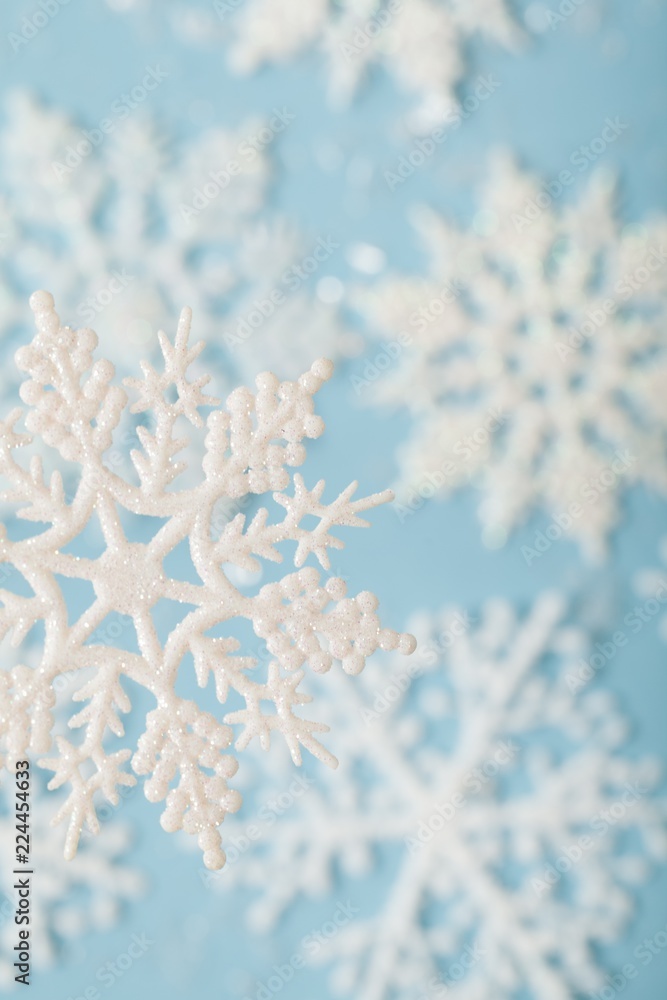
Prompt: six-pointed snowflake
<box><xmin>0</xmin><ymin>292</ymin><xmax>415</xmax><ymax>870</ymax></box>
<box><xmin>354</xmin><ymin>155</ymin><xmax>667</xmax><ymax>558</ymax></box>
<box><xmin>215</xmin><ymin>593</ymin><xmax>667</xmax><ymax>999</ymax></box>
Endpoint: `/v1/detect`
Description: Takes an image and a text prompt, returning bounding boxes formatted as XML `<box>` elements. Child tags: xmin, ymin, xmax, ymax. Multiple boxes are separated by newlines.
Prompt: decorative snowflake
<box><xmin>0</xmin><ymin>785</ymin><xmax>144</xmax><ymax>990</ymax></box>
<box><xmin>0</xmin><ymin>92</ymin><xmax>350</xmax><ymax>390</ymax></box>
<box><xmin>211</xmin><ymin>0</ymin><xmax>521</xmax><ymax>134</ymax></box>
<box><xmin>215</xmin><ymin>593</ymin><xmax>667</xmax><ymax>999</ymax></box>
<box><xmin>354</xmin><ymin>155</ymin><xmax>667</xmax><ymax>558</ymax></box>
<box><xmin>0</xmin><ymin>292</ymin><xmax>415</xmax><ymax>870</ymax></box>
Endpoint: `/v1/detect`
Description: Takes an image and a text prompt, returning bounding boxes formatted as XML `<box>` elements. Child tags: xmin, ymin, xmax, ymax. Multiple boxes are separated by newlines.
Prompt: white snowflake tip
<box><xmin>0</xmin><ymin>293</ymin><xmax>415</xmax><ymax>871</ymax></box>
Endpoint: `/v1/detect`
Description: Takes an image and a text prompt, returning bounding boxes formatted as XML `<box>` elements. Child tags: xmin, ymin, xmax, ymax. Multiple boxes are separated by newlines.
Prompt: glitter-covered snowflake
<box><xmin>354</xmin><ymin>155</ymin><xmax>667</xmax><ymax>558</ymax></box>
<box><xmin>0</xmin><ymin>292</ymin><xmax>415</xmax><ymax>870</ymax></box>
<box><xmin>210</xmin><ymin>0</ymin><xmax>521</xmax><ymax>134</ymax></box>
<box><xmin>215</xmin><ymin>593</ymin><xmax>667</xmax><ymax>999</ymax></box>
<box><xmin>0</xmin><ymin>786</ymin><xmax>144</xmax><ymax>989</ymax></box>
<box><xmin>0</xmin><ymin>92</ymin><xmax>350</xmax><ymax>389</ymax></box>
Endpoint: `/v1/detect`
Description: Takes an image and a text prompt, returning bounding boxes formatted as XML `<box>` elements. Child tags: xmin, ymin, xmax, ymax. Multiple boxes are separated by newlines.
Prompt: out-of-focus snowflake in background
<box><xmin>0</xmin><ymin>91</ymin><xmax>354</xmax><ymax>397</ymax></box>
<box><xmin>106</xmin><ymin>0</ymin><xmax>523</xmax><ymax>135</ymax></box>
<box><xmin>0</xmin><ymin>784</ymin><xmax>144</xmax><ymax>991</ymax></box>
<box><xmin>215</xmin><ymin>0</ymin><xmax>522</xmax><ymax>134</ymax></box>
<box><xmin>213</xmin><ymin>593</ymin><xmax>667</xmax><ymax>999</ymax></box>
<box><xmin>1</xmin><ymin>0</ymin><xmax>666</xmax><ymax>997</ymax></box>
<box><xmin>353</xmin><ymin>155</ymin><xmax>667</xmax><ymax>558</ymax></box>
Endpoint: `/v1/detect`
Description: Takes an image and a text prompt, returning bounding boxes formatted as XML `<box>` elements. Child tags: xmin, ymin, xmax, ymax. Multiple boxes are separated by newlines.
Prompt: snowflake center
<box><xmin>93</xmin><ymin>542</ymin><xmax>164</xmax><ymax>614</ymax></box>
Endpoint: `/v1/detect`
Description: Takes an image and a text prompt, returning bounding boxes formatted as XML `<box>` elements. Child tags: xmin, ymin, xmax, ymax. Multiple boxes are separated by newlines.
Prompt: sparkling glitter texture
<box><xmin>0</xmin><ymin>292</ymin><xmax>415</xmax><ymax>870</ymax></box>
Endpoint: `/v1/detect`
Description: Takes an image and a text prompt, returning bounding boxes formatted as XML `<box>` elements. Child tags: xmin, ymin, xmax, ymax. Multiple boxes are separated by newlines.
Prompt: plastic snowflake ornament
<box><xmin>355</xmin><ymin>155</ymin><xmax>667</xmax><ymax>558</ymax></box>
<box><xmin>216</xmin><ymin>594</ymin><xmax>667</xmax><ymax>999</ymax></box>
<box><xmin>0</xmin><ymin>292</ymin><xmax>415</xmax><ymax>870</ymax></box>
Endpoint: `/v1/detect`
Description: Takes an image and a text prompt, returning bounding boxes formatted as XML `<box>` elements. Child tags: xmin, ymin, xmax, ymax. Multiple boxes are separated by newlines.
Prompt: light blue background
<box><xmin>0</xmin><ymin>1</ymin><xmax>666</xmax><ymax>998</ymax></box>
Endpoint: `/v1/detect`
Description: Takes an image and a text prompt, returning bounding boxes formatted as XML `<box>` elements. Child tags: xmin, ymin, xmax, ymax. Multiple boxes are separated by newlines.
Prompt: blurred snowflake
<box><xmin>0</xmin><ymin>92</ymin><xmax>353</xmax><ymax>393</ymax></box>
<box><xmin>214</xmin><ymin>593</ymin><xmax>667</xmax><ymax>999</ymax></box>
<box><xmin>354</xmin><ymin>155</ymin><xmax>667</xmax><ymax>558</ymax></box>
<box><xmin>0</xmin><ymin>785</ymin><xmax>144</xmax><ymax>990</ymax></box>
<box><xmin>161</xmin><ymin>0</ymin><xmax>522</xmax><ymax>134</ymax></box>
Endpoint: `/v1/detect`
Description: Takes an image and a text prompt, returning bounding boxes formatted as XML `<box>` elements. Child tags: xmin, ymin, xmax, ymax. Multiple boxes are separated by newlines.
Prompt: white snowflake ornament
<box><xmin>355</xmin><ymin>155</ymin><xmax>667</xmax><ymax>558</ymax></box>
<box><xmin>217</xmin><ymin>594</ymin><xmax>667</xmax><ymax>999</ymax></box>
<box><xmin>0</xmin><ymin>292</ymin><xmax>415</xmax><ymax>870</ymax></box>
